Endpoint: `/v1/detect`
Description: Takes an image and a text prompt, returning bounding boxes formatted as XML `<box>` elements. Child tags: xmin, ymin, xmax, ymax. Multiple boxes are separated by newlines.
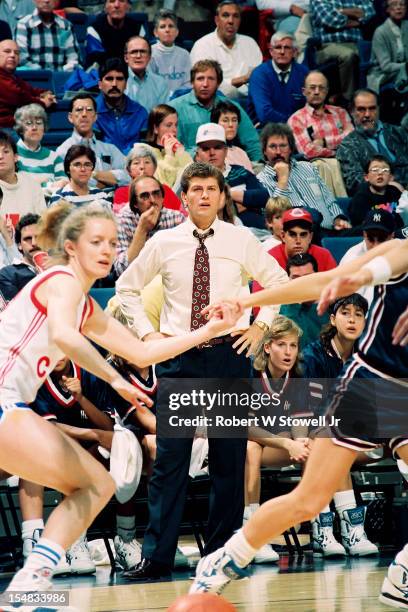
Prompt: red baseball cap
<box><xmin>282</xmin><ymin>207</ymin><xmax>313</xmax><ymax>230</ymax></box>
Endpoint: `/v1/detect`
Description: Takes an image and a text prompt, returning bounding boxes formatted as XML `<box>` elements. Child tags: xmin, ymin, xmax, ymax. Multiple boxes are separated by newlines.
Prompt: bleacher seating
<box><xmin>322</xmin><ymin>236</ymin><xmax>362</xmax><ymax>263</ymax></box>
<box><xmin>16</xmin><ymin>69</ymin><xmax>54</xmax><ymax>92</ymax></box>
<box><xmin>89</xmin><ymin>287</ymin><xmax>115</xmax><ymax>310</ymax></box>
<box><xmin>42</xmin><ymin>100</ymin><xmax>71</xmax><ymax>148</ymax></box>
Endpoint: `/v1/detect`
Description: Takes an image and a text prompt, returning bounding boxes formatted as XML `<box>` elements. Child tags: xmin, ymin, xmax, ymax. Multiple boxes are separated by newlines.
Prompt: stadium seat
<box><xmin>43</xmin><ymin>100</ymin><xmax>72</xmax><ymax>148</ymax></box>
<box><xmin>89</xmin><ymin>288</ymin><xmax>115</xmax><ymax>310</ymax></box>
<box><xmin>53</xmin><ymin>72</ymin><xmax>72</xmax><ymax>99</ymax></box>
<box><xmin>16</xmin><ymin>69</ymin><xmax>54</xmax><ymax>92</ymax></box>
<box><xmin>321</xmin><ymin>236</ymin><xmax>362</xmax><ymax>263</ymax></box>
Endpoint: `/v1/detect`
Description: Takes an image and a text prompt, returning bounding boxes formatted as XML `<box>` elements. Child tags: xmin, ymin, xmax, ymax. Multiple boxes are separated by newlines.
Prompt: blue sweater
<box><xmin>248</xmin><ymin>61</ymin><xmax>308</xmax><ymax>125</ymax></box>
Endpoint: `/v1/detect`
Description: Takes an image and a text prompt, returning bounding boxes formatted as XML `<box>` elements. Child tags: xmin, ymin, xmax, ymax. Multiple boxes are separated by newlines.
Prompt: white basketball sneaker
<box><xmin>340</xmin><ymin>506</ymin><xmax>379</xmax><ymax>556</ymax></box>
<box><xmin>114</xmin><ymin>535</ymin><xmax>141</xmax><ymax>571</ymax></box>
<box><xmin>66</xmin><ymin>535</ymin><xmax>96</xmax><ymax>574</ymax></box>
<box><xmin>379</xmin><ymin>549</ymin><xmax>408</xmax><ymax>609</ymax></box>
<box><xmin>253</xmin><ymin>543</ymin><xmax>279</xmax><ymax>564</ymax></box>
<box><xmin>312</xmin><ymin>512</ymin><xmax>346</xmax><ymax>557</ymax></box>
<box><xmin>189</xmin><ymin>547</ymin><xmax>249</xmax><ymax>595</ymax></box>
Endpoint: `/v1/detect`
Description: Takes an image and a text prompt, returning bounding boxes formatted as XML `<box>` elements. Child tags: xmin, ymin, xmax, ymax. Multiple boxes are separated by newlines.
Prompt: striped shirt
<box><xmin>257</xmin><ymin>160</ymin><xmax>343</xmax><ymax>229</ymax></box>
<box><xmin>48</xmin><ymin>184</ymin><xmax>112</xmax><ymax>210</ymax></box>
<box><xmin>311</xmin><ymin>0</ymin><xmax>375</xmax><ymax>45</ymax></box>
<box><xmin>16</xmin><ymin>10</ymin><xmax>79</xmax><ymax>71</ymax></box>
<box><xmin>114</xmin><ymin>204</ymin><xmax>185</xmax><ymax>276</ymax></box>
<box><xmin>17</xmin><ymin>139</ymin><xmax>65</xmax><ymax>187</ymax></box>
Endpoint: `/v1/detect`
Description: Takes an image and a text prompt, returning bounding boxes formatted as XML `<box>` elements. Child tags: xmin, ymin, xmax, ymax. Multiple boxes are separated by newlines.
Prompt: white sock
<box><xmin>244</xmin><ymin>503</ymin><xmax>259</xmax><ymax>522</ymax></box>
<box><xmin>225</xmin><ymin>528</ymin><xmax>258</xmax><ymax>568</ymax></box>
<box><xmin>24</xmin><ymin>537</ymin><xmax>65</xmax><ymax>574</ymax></box>
<box><xmin>249</xmin><ymin>503</ymin><xmax>260</xmax><ymax>514</ymax></box>
<box><xmin>334</xmin><ymin>489</ymin><xmax>356</xmax><ymax>516</ymax></box>
<box><xmin>116</xmin><ymin>515</ymin><xmax>136</xmax><ymax>543</ymax></box>
<box><xmin>313</xmin><ymin>504</ymin><xmax>331</xmax><ymax>521</ymax></box>
<box><xmin>22</xmin><ymin>519</ymin><xmax>44</xmax><ymax>541</ymax></box>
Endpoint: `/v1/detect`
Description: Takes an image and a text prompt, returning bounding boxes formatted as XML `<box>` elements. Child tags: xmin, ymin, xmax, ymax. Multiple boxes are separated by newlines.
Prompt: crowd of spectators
<box><xmin>0</xmin><ymin>0</ymin><xmax>407</xmax><ymax>582</ymax></box>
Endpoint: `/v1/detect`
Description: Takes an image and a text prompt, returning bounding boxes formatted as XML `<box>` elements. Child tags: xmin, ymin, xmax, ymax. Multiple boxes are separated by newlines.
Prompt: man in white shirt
<box><xmin>190</xmin><ymin>1</ymin><xmax>262</xmax><ymax>100</ymax></box>
<box><xmin>116</xmin><ymin>161</ymin><xmax>288</xmax><ymax>580</ymax></box>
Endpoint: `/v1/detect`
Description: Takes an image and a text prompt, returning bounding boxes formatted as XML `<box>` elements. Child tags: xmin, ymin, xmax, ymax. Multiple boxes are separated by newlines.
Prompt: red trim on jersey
<box><xmin>30</xmin><ymin>270</ymin><xmax>75</xmax><ymax>314</ymax></box>
<box><xmin>127</xmin><ymin>370</ymin><xmax>157</xmax><ymax>395</ymax></box>
<box><xmin>0</xmin><ymin>310</ymin><xmax>46</xmax><ymax>386</ymax></box>
<box><xmin>80</xmin><ymin>296</ymin><xmax>94</xmax><ymax>332</ymax></box>
<box><xmin>44</xmin><ymin>362</ymin><xmax>81</xmax><ymax>407</ymax></box>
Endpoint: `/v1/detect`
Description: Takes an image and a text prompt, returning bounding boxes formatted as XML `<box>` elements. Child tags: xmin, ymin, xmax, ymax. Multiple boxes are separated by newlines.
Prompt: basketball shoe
<box><xmin>189</xmin><ymin>547</ymin><xmax>249</xmax><ymax>595</ymax></box>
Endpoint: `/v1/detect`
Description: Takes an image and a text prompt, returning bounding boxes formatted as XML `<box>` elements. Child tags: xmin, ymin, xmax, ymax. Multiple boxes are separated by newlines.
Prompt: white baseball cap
<box><xmin>196</xmin><ymin>122</ymin><xmax>226</xmax><ymax>145</ymax></box>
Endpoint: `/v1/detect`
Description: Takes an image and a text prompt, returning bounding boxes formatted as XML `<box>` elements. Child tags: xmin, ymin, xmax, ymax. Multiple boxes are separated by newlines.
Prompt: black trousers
<box><xmin>142</xmin><ymin>342</ymin><xmax>250</xmax><ymax>567</ymax></box>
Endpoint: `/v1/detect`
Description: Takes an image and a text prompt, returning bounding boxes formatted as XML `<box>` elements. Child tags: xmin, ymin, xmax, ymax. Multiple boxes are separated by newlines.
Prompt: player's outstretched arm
<box><xmin>83</xmin><ymin>298</ymin><xmax>243</xmax><ymax>369</ymax></box>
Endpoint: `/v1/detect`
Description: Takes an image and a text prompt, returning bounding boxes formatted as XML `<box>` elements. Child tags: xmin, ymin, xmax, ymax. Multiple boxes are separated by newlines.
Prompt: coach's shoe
<box><xmin>66</xmin><ymin>534</ymin><xmax>96</xmax><ymax>574</ymax></box>
<box><xmin>114</xmin><ymin>535</ymin><xmax>141</xmax><ymax>571</ymax></box>
<box><xmin>123</xmin><ymin>557</ymin><xmax>172</xmax><ymax>581</ymax></box>
<box><xmin>340</xmin><ymin>506</ymin><xmax>379</xmax><ymax>556</ymax></box>
<box><xmin>189</xmin><ymin>547</ymin><xmax>249</xmax><ymax>595</ymax></box>
<box><xmin>253</xmin><ymin>543</ymin><xmax>279</xmax><ymax>564</ymax></box>
<box><xmin>379</xmin><ymin>552</ymin><xmax>408</xmax><ymax>609</ymax></box>
<box><xmin>312</xmin><ymin>512</ymin><xmax>346</xmax><ymax>557</ymax></box>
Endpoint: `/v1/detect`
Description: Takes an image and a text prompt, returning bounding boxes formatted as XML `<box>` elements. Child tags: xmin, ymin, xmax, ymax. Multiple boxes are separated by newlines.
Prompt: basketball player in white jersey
<box><xmin>191</xmin><ymin>237</ymin><xmax>408</xmax><ymax>610</ymax></box>
<box><xmin>0</xmin><ymin>201</ymin><xmax>241</xmax><ymax>612</ymax></box>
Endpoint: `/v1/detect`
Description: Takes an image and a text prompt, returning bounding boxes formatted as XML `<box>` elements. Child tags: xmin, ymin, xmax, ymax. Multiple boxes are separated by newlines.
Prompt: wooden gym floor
<box><xmin>0</xmin><ymin>551</ymin><xmax>397</xmax><ymax>611</ymax></box>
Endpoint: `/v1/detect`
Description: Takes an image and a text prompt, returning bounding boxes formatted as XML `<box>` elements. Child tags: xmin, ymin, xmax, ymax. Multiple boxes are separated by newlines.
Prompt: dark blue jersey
<box><xmin>98</xmin><ymin>357</ymin><xmax>157</xmax><ymax>427</ymax></box>
<box><xmin>303</xmin><ymin>338</ymin><xmax>344</xmax><ymax>416</ymax></box>
<box><xmin>32</xmin><ymin>362</ymin><xmax>107</xmax><ymax>427</ymax></box>
<box><xmin>357</xmin><ymin>273</ymin><xmax>408</xmax><ymax>378</ymax></box>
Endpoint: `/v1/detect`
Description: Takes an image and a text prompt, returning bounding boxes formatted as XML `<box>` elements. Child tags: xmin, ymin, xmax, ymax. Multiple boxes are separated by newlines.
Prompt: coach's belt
<box><xmin>197</xmin><ymin>335</ymin><xmax>235</xmax><ymax>349</ymax></box>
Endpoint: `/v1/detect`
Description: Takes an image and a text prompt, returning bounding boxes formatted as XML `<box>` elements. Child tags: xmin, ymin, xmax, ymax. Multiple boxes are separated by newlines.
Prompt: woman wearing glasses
<box><xmin>49</xmin><ymin>145</ymin><xmax>112</xmax><ymax>210</ymax></box>
<box><xmin>14</xmin><ymin>104</ymin><xmax>65</xmax><ymax>191</ymax></box>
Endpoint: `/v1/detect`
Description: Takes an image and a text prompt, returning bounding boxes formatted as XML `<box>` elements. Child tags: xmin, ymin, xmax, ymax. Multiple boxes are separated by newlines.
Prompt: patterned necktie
<box><xmin>191</xmin><ymin>228</ymin><xmax>214</xmax><ymax>331</ymax></box>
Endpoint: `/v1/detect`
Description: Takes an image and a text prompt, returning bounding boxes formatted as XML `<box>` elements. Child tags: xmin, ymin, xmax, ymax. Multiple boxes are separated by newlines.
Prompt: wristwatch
<box><xmin>254</xmin><ymin>321</ymin><xmax>269</xmax><ymax>333</ymax></box>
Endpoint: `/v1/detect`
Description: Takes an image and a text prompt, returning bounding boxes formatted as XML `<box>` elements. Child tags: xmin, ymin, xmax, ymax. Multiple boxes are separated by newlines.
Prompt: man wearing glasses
<box><xmin>337</xmin><ymin>89</ymin><xmax>408</xmax><ymax>194</ymax></box>
<box><xmin>114</xmin><ymin>175</ymin><xmax>185</xmax><ymax>276</ymax></box>
<box><xmin>288</xmin><ymin>70</ymin><xmax>353</xmax><ymax>197</ymax></box>
<box><xmin>257</xmin><ymin>122</ymin><xmax>351</xmax><ymax>234</ymax></box>
<box><xmin>57</xmin><ymin>93</ymin><xmax>128</xmax><ymax>189</ymax></box>
<box><xmin>248</xmin><ymin>31</ymin><xmax>308</xmax><ymax>126</ymax></box>
<box><xmin>124</xmin><ymin>36</ymin><xmax>169</xmax><ymax>112</ymax></box>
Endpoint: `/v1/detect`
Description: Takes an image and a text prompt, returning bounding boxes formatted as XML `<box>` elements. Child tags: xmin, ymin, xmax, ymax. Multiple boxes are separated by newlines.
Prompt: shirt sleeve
<box><xmin>115</xmin><ymin>236</ymin><xmax>163</xmax><ymax>338</ymax></box>
<box><xmin>234</xmin><ymin>101</ymin><xmax>262</xmax><ymax>162</ymax></box>
<box><xmin>62</xmin><ymin>24</ymin><xmax>80</xmax><ymax>71</ymax></box>
<box><xmin>16</xmin><ymin>21</ymin><xmax>41</xmax><ymax>69</ymax></box>
<box><xmin>288</xmin><ymin>112</ymin><xmax>334</xmax><ymax>159</ymax></box>
<box><xmin>242</xmin><ymin>231</ymin><xmax>289</xmax><ymax>325</ymax></box>
<box><xmin>324</xmin><ymin>109</ymin><xmax>354</xmax><ymax>150</ymax></box>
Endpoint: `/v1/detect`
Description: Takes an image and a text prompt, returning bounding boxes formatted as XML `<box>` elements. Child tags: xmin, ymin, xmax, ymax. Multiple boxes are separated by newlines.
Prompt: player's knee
<box><xmin>246</xmin><ymin>441</ymin><xmax>262</xmax><ymax>465</ymax></box>
<box><xmin>289</xmin><ymin>490</ymin><xmax>331</xmax><ymax>522</ymax></box>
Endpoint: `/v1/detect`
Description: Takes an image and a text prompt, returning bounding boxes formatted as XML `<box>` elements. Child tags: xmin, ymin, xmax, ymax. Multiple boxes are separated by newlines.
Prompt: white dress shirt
<box><xmin>116</xmin><ymin>216</ymin><xmax>288</xmax><ymax>339</ymax></box>
<box><xmin>190</xmin><ymin>30</ymin><xmax>263</xmax><ymax>99</ymax></box>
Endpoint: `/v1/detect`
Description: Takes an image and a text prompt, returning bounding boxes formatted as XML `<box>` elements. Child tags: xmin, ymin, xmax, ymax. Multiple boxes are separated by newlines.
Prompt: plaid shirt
<box><xmin>288</xmin><ymin>104</ymin><xmax>354</xmax><ymax>159</ymax></box>
<box><xmin>16</xmin><ymin>10</ymin><xmax>79</xmax><ymax>71</ymax></box>
<box><xmin>311</xmin><ymin>0</ymin><xmax>375</xmax><ymax>44</ymax></box>
<box><xmin>257</xmin><ymin>159</ymin><xmax>344</xmax><ymax>229</ymax></box>
<box><xmin>114</xmin><ymin>204</ymin><xmax>185</xmax><ymax>276</ymax></box>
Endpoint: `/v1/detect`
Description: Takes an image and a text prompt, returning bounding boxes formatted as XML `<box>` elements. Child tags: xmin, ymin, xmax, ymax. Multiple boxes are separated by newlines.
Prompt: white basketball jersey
<box><xmin>0</xmin><ymin>266</ymin><xmax>93</xmax><ymax>405</ymax></box>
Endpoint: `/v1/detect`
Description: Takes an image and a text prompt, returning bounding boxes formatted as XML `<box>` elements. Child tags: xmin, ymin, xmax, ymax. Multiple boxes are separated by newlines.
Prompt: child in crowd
<box><xmin>245</xmin><ymin>316</ymin><xmax>312</xmax><ymax>563</ymax></box>
<box><xmin>262</xmin><ymin>196</ymin><xmax>291</xmax><ymax>250</ymax></box>
<box><xmin>303</xmin><ymin>294</ymin><xmax>379</xmax><ymax>557</ymax></box>
<box><xmin>150</xmin><ymin>9</ymin><xmax>191</xmax><ymax>98</ymax></box>
<box><xmin>349</xmin><ymin>155</ymin><xmax>403</xmax><ymax>227</ymax></box>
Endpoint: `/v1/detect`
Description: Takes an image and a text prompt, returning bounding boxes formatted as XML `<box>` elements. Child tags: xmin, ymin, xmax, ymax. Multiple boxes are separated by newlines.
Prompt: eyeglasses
<box><xmin>267</xmin><ymin>143</ymin><xmax>289</xmax><ymax>151</ymax></box>
<box><xmin>271</xmin><ymin>45</ymin><xmax>293</xmax><ymax>51</ymax></box>
<box><xmin>24</xmin><ymin>119</ymin><xmax>43</xmax><ymax>126</ymax></box>
<box><xmin>70</xmin><ymin>161</ymin><xmax>94</xmax><ymax>170</ymax></box>
<box><xmin>72</xmin><ymin>106</ymin><xmax>95</xmax><ymax>114</ymax></box>
<box><xmin>138</xmin><ymin>189</ymin><xmax>162</xmax><ymax>201</ymax></box>
<box><xmin>369</xmin><ymin>167</ymin><xmax>391</xmax><ymax>175</ymax></box>
<box><xmin>127</xmin><ymin>49</ymin><xmax>149</xmax><ymax>56</ymax></box>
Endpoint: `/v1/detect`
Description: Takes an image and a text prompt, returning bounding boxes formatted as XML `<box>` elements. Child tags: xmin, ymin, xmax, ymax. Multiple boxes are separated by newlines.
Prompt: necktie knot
<box><xmin>279</xmin><ymin>71</ymin><xmax>289</xmax><ymax>84</ymax></box>
<box><xmin>193</xmin><ymin>228</ymin><xmax>214</xmax><ymax>247</ymax></box>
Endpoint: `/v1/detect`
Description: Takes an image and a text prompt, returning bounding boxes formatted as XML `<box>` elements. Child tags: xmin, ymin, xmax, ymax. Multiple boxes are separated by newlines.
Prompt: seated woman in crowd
<box><xmin>218</xmin><ymin>184</ymin><xmax>243</xmax><ymax>226</ymax></box>
<box><xmin>49</xmin><ymin>145</ymin><xmax>112</xmax><ymax>209</ymax></box>
<box><xmin>211</xmin><ymin>100</ymin><xmax>254</xmax><ymax>173</ymax></box>
<box><xmin>14</xmin><ymin>104</ymin><xmax>65</xmax><ymax>193</ymax></box>
<box><xmin>113</xmin><ymin>145</ymin><xmax>185</xmax><ymax>215</ymax></box>
<box><xmin>245</xmin><ymin>315</ymin><xmax>311</xmax><ymax>564</ymax></box>
<box><xmin>303</xmin><ymin>294</ymin><xmax>379</xmax><ymax>557</ymax></box>
<box><xmin>144</xmin><ymin>103</ymin><xmax>193</xmax><ymax>187</ymax></box>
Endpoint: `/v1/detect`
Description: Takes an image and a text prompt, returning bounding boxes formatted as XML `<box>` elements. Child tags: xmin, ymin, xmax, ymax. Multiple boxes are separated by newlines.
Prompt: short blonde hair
<box><xmin>253</xmin><ymin>315</ymin><xmax>303</xmax><ymax>373</ymax></box>
<box><xmin>265</xmin><ymin>196</ymin><xmax>291</xmax><ymax>223</ymax></box>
